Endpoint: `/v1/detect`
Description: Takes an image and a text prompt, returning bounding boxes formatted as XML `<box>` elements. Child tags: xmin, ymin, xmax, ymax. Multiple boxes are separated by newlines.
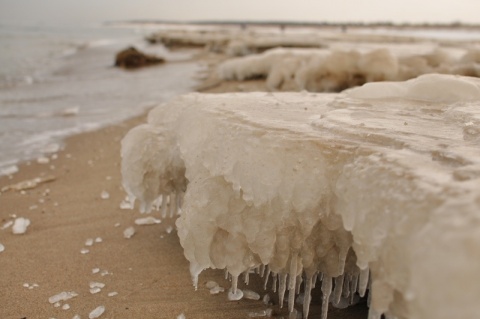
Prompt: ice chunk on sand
<box><xmin>100</xmin><ymin>191</ymin><xmax>109</xmax><ymax>199</ymax></box>
<box><xmin>243</xmin><ymin>289</ymin><xmax>261</xmax><ymax>300</ymax></box>
<box><xmin>205</xmin><ymin>280</ymin><xmax>218</xmax><ymax>289</ymax></box>
<box><xmin>108</xmin><ymin>291</ymin><xmax>118</xmax><ymax>297</ymax></box>
<box><xmin>88</xmin><ymin>306</ymin><xmax>105</xmax><ymax>319</ymax></box>
<box><xmin>227</xmin><ymin>288</ymin><xmax>243</xmax><ymax>301</ymax></box>
<box><xmin>62</xmin><ymin>304</ymin><xmax>70</xmax><ymax>310</ymax></box>
<box><xmin>1</xmin><ymin>220</ymin><xmax>13</xmax><ymax>230</ymax></box>
<box><xmin>80</xmin><ymin>248</ymin><xmax>89</xmax><ymax>254</ymax></box>
<box><xmin>92</xmin><ymin>268</ymin><xmax>100</xmax><ymax>274</ymax></box>
<box><xmin>122</xmin><ymin>74</ymin><xmax>480</xmax><ymax>319</ymax></box>
<box><xmin>49</xmin><ymin>291</ymin><xmax>78</xmax><ymax>304</ymax></box>
<box><xmin>177</xmin><ymin>314</ymin><xmax>186</xmax><ymax>319</ymax></box>
<box><xmin>72</xmin><ymin>315</ymin><xmax>81</xmax><ymax>319</ymax></box>
<box><xmin>123</xmin><ymin>226</ymin><xmax>135</xmax><ymax>239</ymax></box>
<box><xmin>0</xmin><ymin>243</ymin><xmax>4</xmax><ymax>253</ymax></box>
<box><xmin>12</xmin><ymin>217</ymin><xmax>30</xmax><ymax>234</ymax></box>
<box><xmin>209</xmin><ymin>286</ymin><xmax>225</xmax><ymax>294</ymax></box>
<box><xmin>134</xmin><ymin>217</ymin><xmax>161</xmax><ymax>225</ymax></box>
<box><xmin>85</xmin><ymin>238</ymin><xmax>94</xmax><ymax>246</ymax></box>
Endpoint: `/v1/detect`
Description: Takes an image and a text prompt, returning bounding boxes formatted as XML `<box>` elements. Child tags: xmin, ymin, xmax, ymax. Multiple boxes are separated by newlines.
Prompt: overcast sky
<box><xmin>1</xmin><ymin>0</ymin><xmax>479</xmax><ymax>25</ymax></box>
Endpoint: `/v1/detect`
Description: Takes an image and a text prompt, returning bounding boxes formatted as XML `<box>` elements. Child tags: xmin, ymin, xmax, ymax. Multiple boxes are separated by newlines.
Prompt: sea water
<box><xmin>0</xmin><ymin>21</ymin><xmax>198</xmax><ymax>175</ymax></box>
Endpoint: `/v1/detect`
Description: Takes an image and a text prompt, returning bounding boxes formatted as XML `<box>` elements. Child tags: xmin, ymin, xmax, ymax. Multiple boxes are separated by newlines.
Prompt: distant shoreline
<box><xmin>106</xmin><ymin>19</ymin><xmax>480</xmax><ymax>30</ymax></box>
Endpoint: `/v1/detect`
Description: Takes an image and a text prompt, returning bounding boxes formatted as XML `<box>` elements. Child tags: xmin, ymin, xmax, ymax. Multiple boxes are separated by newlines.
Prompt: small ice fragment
<box><xmin>85</xmin><ymin>238</ymin><xmax>94</xmax><ymax>246</ymax></box>
<box><xmin>37</xmin><ymin>157</ymin><xmax>50</xmax><ymax>164</ymax></box>
<box><xmin>210</xmin><ymin>286</ymin><xmax>225</xmax><ymax>294</ymax></box>
<box><xmin>248</xmin><ymin>310</ymin><xmax>270</xmax><ymax>317</ymax></box>
<box><xmin>134</xmin><ymin>217</ymin><xmax>161</xmax><ymax>225</ymax></box>
<box><xmin>72</xmin><ymin>315</ymin><xmax>81</xmax><ymax>319</ymax></box>
<box><xmin>49</xmin><ymin>291</ymin><xmax>78</xmax><ymax>304</ymax></box>
<box><xmin>108</xmin><ymin>291</ymin><xmax>118</xmax><ymax>297</ymax></box>
<box><xmin>23</xmin><ymin>283</ymin><xmax>29</xmax><ymax>288</ymax></box>
<box><xmin>62</xmin><ymin>304</ymin><xmax>70</xmax><ymax>310</ymax></box>
<box><xmin>95</xmin><ymin>237</ymin><xmax>102</xmax><ymax>243</ymax></box>
<box><xmin>89</xmin><ymin>305</ymin><xmax>105</xmax><ymax>319</ymax></box>
<box><xmin>54</xmin><ymin>302</ymin><xmax>61</xmax><ymax>307</ymax></box>
<box><xmin>0</xmin><ymin>243</ymin><xmax>5</xmax><ymax>253</ymax></box>
<box><xmin>243</xmin><ymin>289</ymin><xmax>261</xmax><ymax>300</ymax></box>
<box><xmin>80</xmin><ymin>248</ymin><xmax>90</xmax><ymax>254</ymax></box>
<box><xmin>119</xmin><ymin>200</ymin><xmax>132</xmax><ymax>210</ymax></box>
<box><xmin>205</xmin><ymin>280</ymin><xmax>218</xmax><ymax>289</ymax></box>
<box><xmin>166</xmin><ymin>226</ymin><xmax>173</xmax><ymax>234</ymax></box>
<box><xmin>89</xmin><ymin>282</ymin><xmax>105</xmax><ymax>289</ymax></box>
<box><xmin>114</xmin><ymin>223</ymin><xmax>120</xmax><ymax>227</ymax></box>
<box><xmin>100</xmin><ymin>270</ymin><xmax>110</xmax><ymax>276</ymax></box>
<box><xmin>29</xmin><ymin>205</ymin><xmax>38</xmax><ymax>210</ymax></box>
<box><xmin>123</xmin><ymin>227</ymin><xmax>135</xmax><ymax>239</ymax></box>
<box><xmin>92</xmin><ymin>268</ymin><xmax>100</xmax><ymax>274</ymax></box>
<box><xmin>90</xmin><ymin>287</ymin><xmax>101</xmax><ymax>294</ymax></box>
<box><xmin>228</xmin><ymin>288</ymin><xmax>243</xmax><ymax>301</ymax></box>
<box><xmin>51</xmin><ymin>154</ymin><xmax>58</xmax><ymax>160</ymax></box>
<box><xmin>12</xmin><ymin>217</ymin><xmax>30</xmax><ymax>234</ymax></box>
<box><xmin>263</xmin><ymin>294</ymin><xmax>271</xmax><ymax>305</ymax></box>
<box><xmin>177</xmin><ymin>313</ymin><xmax>186</xmax><ymax>319</ymax></box>
<box><xmin>1</xmin><ymin>220</ymin><xmax>13</xmax><ymax>230</ymax></box>
<box><xmin>100</xmin><ymin>191</ymin><xmax>109</xmax><ymax>199</ymax></box>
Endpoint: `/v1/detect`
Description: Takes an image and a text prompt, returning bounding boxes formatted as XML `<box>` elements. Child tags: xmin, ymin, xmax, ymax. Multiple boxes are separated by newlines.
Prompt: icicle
<box><xmin>153</xmin><ymin>195</ymin><xmax>163</xmax><ymax>211</ymax></box>
<box><xmin>244</xmin><ymin>269</ymin><xmax>250</xmax><ymax>285</ymax></box>
<box><xmin>312</xmin><ymin>272</ymin><xmax>318</xmax><ymax>289</ymax></box>
<box><xmin>295</xmin><ymin>275</ymin><xmax>302</xmax><ymax>294</ymax></box>
<box><xmin>350</xmin><ymin>274</ymin><xmax>359</xmax><ymax>304</ymax></box>
<box><xmin>169</xmin><ymin>192</ymin><xmax>177</xmax><ymax>218</ymax></box>
<box><xmin>342</xmin><ymin>274</ymin><xmax>351</xmax><ymax>298</ymax></box>
<box><xmin>333</xmin><ymin>274</ymin><xmax>345</xmax><ymax>304</ymax></box>
<box><xmin>161</xmin><ymin>194</ymin><xmax>168</xmax><ymax>218</ymax></box>
<box><xmin>264</xmin><ymin>267</ymin><xmax>271</xmax><ymax>290</ymax></box>
<box><xmin>303</xmin><ymin>273</ymin><xmax>313</xmax><ymax>319</ymax></box>
<box><xmin>260</xmin><ymin>264</ymin><xmax>266</xmax><ymax>277</ymax></box>
<box><xmin>272</xmin><ymin>273</ymin><xmax>278</xmax><ymax>293</ymax></box>
<box><xmin>189</xmin><ymin>262</ymin><xmax>203</xmax><ymax>291</ymax></box>
<box><xmin>232</xmin><ymin>274</ymin><xmax>239</xmax><ymax>294</ymax></box>
<box><xmin>278</xmin><ymin>273</ymin><xmax>288</xmax><ymax>308</ymax></box>
<box><xmin>288</xmin><ymin>255</ymin><xmax>298</xmax><ymax>313</ymax></box>
<box><xmin>367</xmin><ymin>279</ymin><xmax>372</xmax><ymax>307</ymax></box>
<box><xmin>321</xmin><ymin>276</ymin><xmax>332</xmax><ymax>319</ymax></box>
<box><xmin>176</xmin><ymin>192</ymin><xmax>183</xmax><ymax>214</ymax></box>
<box><xmin>358</xmin><ymin>268</ymin><xmax>369</xmax><ymax>297</ymax></box>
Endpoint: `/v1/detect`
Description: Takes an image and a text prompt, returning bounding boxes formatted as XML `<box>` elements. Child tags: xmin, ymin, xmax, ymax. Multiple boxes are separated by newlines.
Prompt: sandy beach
<box><xmin>0</xmin><ymin>48</ymin><xmax>370</xmax><ymax>318</ymax></box>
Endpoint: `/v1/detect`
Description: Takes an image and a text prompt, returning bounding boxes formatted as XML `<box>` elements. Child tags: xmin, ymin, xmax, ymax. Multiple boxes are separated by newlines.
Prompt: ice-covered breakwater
<box><xmin>121</xmin><ymin>74</ymin><xmax>480</xmax><ymax>319</ymax></box>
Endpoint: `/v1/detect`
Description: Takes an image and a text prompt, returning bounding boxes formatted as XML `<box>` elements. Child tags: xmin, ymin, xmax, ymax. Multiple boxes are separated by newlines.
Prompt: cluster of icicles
<box><xmin>122</xmin><ymin>188</ymin><xmax>371</xmax><ymax>319</ymax></box>
<box><xmin>223</xmin><ymin>261</ymin><xmax>370</xmax><ymax>319</ymax></box>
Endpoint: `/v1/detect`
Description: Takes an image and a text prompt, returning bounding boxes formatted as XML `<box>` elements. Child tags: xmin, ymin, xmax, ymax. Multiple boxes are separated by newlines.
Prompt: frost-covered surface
<box><xmin>121</xmin><ymin>74</ymin><xmax>480</xmax><ymax>319</ymax></box>
<box><xmin>217</xmin><ymin>46</ymin><xmax>480</xmax><ymax>92</ymax></box>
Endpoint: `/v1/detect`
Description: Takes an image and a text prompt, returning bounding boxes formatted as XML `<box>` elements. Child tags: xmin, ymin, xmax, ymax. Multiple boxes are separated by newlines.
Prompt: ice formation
<box><xmin>121</xmin><ymin>74</ymin><xmax>480</xmax><ymax>319</ymax></box>
<box><xmin>48</xmin><ymin>291</ymin><xmax>78</xmax><ymax>304</ymax></box>
<box><xmin>217</xmin><ymin>47</ymin><xmax>480</xmax><ymax>92</ymax></box>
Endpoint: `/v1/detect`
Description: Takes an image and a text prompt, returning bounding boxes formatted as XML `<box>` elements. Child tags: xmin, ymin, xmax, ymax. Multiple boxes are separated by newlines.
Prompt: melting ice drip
<box><xmin>121</xmin><ymin>74</ymin><xmax>480</xmax><ymax>319</ymax></box>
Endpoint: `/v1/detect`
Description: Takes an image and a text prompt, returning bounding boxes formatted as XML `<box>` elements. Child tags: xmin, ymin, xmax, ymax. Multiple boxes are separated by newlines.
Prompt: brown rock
<box><xmin>114</xmin><ymin>47</ymin><xmax>165</xmax><ymax>69</ymax></box>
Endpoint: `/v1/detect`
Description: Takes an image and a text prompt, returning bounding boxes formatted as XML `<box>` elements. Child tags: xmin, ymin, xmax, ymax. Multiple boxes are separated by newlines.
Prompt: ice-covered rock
<box><xmin>218</xmin><ymin>46</ymin><xmax>480</xmax><ymax>93</ymax></box>
<box><xmin>121</xmin><ymin>74</ymin><xmax>480</xmax><ymax>319</ymax></box>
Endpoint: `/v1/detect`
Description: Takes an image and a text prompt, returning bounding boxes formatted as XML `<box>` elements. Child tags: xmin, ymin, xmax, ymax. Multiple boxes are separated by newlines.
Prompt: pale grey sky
<box><xmin>0</xmin><ymin>0</ymin><xmax>478</xmax><ymax>24</ymax></box>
